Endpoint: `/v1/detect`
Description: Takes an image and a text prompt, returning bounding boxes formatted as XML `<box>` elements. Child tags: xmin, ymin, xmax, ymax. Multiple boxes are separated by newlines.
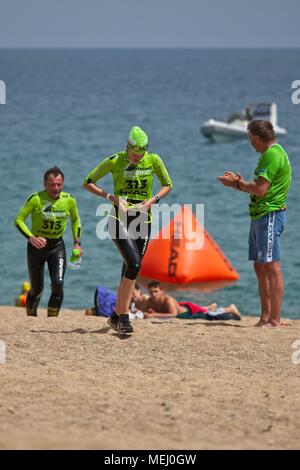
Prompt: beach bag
<box><xmin>94</xmin><ymin>286</ymin><xmax>117</xmax><ymax>317</ymax></box>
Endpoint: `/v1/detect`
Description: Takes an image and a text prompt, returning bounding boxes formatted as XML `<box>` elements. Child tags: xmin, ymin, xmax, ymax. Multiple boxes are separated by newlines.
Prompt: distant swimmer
<box><xmin>15</xmin><ymin>166</ymin><xmax>82</xmax><ymax>317</ymax></box>
<box><xmin>83</xmin><ymin>126</ymin><xmax>172</xmax><ymax>334</ymax></box>
<box><xmin>218</xmin><ymin>120</ymin><xmax>292</xmax><ymax>328</ymax></box>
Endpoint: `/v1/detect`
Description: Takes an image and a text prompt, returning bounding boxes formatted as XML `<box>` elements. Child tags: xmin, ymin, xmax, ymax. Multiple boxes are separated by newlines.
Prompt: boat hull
<box><xmin>201</xmin><ymin>119</ymin><xmax>287</xmax><ymax>143</ymax></box>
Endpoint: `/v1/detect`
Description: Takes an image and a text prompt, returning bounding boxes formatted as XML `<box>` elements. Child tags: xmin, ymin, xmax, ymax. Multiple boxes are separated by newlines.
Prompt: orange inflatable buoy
<box><xmin>140</xmin><ymin>205</ymin><xmax>239</xmax><ymax>284</ymax></box>
<box><xmin>19</xmin><ymin>294</ymin><xmax>27</xmax><ymax>306</ymax></box>
<box><xmin>15</xmin><ymin>294</ymin><xmax>27</xmax><ymax>307</ymax></box>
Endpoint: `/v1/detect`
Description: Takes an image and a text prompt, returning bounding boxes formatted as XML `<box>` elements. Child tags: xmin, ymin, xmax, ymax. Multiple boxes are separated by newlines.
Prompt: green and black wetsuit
<box><xmin>15</xmin><ymin>190</ymin><xmax>81</xmax><ymax>316</ymax></box>
<box><xmin>83</xmin><ymin>151</ymin><xmax>172</xmax><ymax>280</ymax></box>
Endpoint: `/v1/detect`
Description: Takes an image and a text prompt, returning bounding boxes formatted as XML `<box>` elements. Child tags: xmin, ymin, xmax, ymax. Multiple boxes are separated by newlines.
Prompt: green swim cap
<box><xmin>128</xmin><ymin>126</ymin><xmax>148</xmax><ymax>148</ymax></box>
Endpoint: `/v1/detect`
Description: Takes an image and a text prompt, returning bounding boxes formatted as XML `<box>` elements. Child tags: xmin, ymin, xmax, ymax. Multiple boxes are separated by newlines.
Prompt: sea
<box><xmin>0</xmin><ymin>49</ymin><xmax>299</xmax><ymax>317</ymax></box>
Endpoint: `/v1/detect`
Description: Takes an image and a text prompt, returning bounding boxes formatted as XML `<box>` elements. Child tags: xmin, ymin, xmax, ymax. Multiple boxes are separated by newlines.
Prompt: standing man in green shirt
<box><xmin>15</xmin><ymin>166</ymin><xmax>82</xmax><ymax>317</ymax></box>
<box><xmin>218</xmin><ymin>120</ymin><xmax>292</xmax><ymax>327</ymax></box>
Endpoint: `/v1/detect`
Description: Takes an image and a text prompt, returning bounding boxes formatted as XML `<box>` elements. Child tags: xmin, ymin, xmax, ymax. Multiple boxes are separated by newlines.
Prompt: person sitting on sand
<box><xmin>130</xmin><ymin>283</ymin><xmax>150</xmax><ymax>312</ymax></box>
<box><xmin>133</xmin><ymin>281</ymin><xmax>241</xmax><ymax>321</ymax></box>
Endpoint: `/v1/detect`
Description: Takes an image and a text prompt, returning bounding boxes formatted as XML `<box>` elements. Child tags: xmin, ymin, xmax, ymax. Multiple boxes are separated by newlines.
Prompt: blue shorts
<box><xmin>248</xmin><ymin>210</ymin><xmax>286</xmax><ymax>263</ymax></box>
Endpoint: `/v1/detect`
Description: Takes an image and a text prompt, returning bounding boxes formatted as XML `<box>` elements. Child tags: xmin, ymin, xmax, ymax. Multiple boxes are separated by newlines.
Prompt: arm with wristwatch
<box><xmin>129</xmin><ymin>185</ymin><xmax>171</xmax><ymax>212</ymax></box>
<box><xmin>102</xmin><ymin>186</ymin><xmax>171</xmax><ymax>213</ymax></box>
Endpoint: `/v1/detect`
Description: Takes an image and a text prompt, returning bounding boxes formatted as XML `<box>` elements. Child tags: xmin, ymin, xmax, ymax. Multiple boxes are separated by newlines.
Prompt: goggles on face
<box><xmin>127</xmin><ymin>142</ymin><xmax>148</xmax><ymax>154</ymax></box>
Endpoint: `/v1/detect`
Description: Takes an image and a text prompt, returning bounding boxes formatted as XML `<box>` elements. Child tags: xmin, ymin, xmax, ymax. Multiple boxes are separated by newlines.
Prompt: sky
<box><xmin>0</xmin><ymin>0</ymin><xmax>299</xmax><ymax>48</ymax></box>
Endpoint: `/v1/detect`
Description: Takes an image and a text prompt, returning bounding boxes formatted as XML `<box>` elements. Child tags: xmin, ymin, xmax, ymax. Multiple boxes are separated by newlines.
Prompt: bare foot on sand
<box><xmin>254</xmin><ymin>320</ymin><xmax>269</xmax><ymax>327</ymax></box>
<box><xmin>228</xmin><ymin>304</ymin><xmax>241</xmax><ymax>320</ymax></box>
<box><xmin>262</xmin><ymin>321</ymin><xmax>292</xmax><ymax>328</ymax></box>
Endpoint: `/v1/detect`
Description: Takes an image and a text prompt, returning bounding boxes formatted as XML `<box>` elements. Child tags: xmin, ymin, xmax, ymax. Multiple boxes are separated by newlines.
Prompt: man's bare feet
<box><xmin>254</xmin><ymin>320</ymin><xmax>269</xmax><ymax>327</ymax></box>
<box><xmin>261</xmin><ymin>320</ymin><xmax>291</xmax><ymax>328</ymax></box>
<box><xmin>254</xmin><ymin>314</ymin><xmax>271</xmax><ymax>327</ymax></box>
<box><xmin>228</xmin><ymin>304</ymin><xmax>241</xmax><ymax>320</ymax></box>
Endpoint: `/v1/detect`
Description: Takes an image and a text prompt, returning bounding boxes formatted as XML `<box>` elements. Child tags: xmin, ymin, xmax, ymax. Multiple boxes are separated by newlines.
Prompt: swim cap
<box><xmin>128</xmin><ymin>126</ymin><xmax>148</xmax><ymax>148</ymax></box>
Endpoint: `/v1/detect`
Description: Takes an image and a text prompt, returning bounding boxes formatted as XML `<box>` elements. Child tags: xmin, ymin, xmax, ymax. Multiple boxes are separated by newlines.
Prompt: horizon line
<box><xmin>0</xmin><ymin>46</ymin><xmax>299</xmax><ymax>50</ymax></box>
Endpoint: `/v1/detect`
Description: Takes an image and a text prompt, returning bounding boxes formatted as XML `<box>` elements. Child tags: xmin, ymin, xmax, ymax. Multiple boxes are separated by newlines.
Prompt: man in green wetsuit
<box><xmin>218</xmin><ymin>120</ymin><xmax>292</xmax><ymax>328</ymax></box>
<box><xmin>83</xmin><ymin>126</ymin><xmax>172</xmax><ymax>334</ymax></box>
<box><xmin>15</xmin><ymin>166</ymin><xmax>82</xmax><ymax>317</ymax></box>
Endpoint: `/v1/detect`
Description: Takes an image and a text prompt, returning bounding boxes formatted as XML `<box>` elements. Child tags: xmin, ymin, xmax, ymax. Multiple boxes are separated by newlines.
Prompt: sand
<box><xmin>0</xmin><ymin>305</ymin><xmax>299</xmax><ymax>450</ymax></box>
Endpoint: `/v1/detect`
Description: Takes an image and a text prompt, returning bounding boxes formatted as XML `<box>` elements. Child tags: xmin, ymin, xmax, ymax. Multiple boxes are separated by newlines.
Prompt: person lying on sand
<box><xmin>132</xmin><ymin>281</ymin><xmax>241</xmax><ymax>321</ymax></box>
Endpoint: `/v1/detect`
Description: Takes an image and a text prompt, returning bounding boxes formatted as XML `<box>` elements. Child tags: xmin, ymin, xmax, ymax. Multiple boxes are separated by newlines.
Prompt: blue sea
<box><xmin>0</xmin><ymin>49</ymin><xmax>299</xmax><ymax>317</ymax></box>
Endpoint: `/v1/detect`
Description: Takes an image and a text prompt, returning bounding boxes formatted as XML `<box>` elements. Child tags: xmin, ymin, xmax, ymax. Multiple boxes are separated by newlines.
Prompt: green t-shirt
<box><xmin>83</xmin><ymin>151</ymin><xmax>172</xmax><ymax>201</ymax></box>
<box><xmin>15</xmin><ymin>190</ymin><xmax>82</xmax><ymax>239</ymax></box>
<box><xmin>249</xmin><ymin>143</ymin><xmax>292</xmax><ymax>220</ymax></box>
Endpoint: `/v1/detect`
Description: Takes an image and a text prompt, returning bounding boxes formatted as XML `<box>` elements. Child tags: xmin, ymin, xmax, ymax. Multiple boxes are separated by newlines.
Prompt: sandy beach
<box><xmin>0</xmin><ymin>305</ymin><xmax>299</xmax><ymax>450</ymax></box>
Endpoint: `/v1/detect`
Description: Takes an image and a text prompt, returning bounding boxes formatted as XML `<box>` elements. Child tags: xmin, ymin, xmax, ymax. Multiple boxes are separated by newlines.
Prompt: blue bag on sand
<box><xmin>94</xmin><ymin>286</ymin><xmax>117</xmax><ymax>317</ymax></box>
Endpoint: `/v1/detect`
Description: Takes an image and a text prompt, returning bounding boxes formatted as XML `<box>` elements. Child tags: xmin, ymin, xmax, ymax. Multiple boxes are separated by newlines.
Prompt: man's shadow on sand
<box><xmin>30</xmin><ymin>328</ymin><xmax>132</xmax><ymax>339</ymax></box>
